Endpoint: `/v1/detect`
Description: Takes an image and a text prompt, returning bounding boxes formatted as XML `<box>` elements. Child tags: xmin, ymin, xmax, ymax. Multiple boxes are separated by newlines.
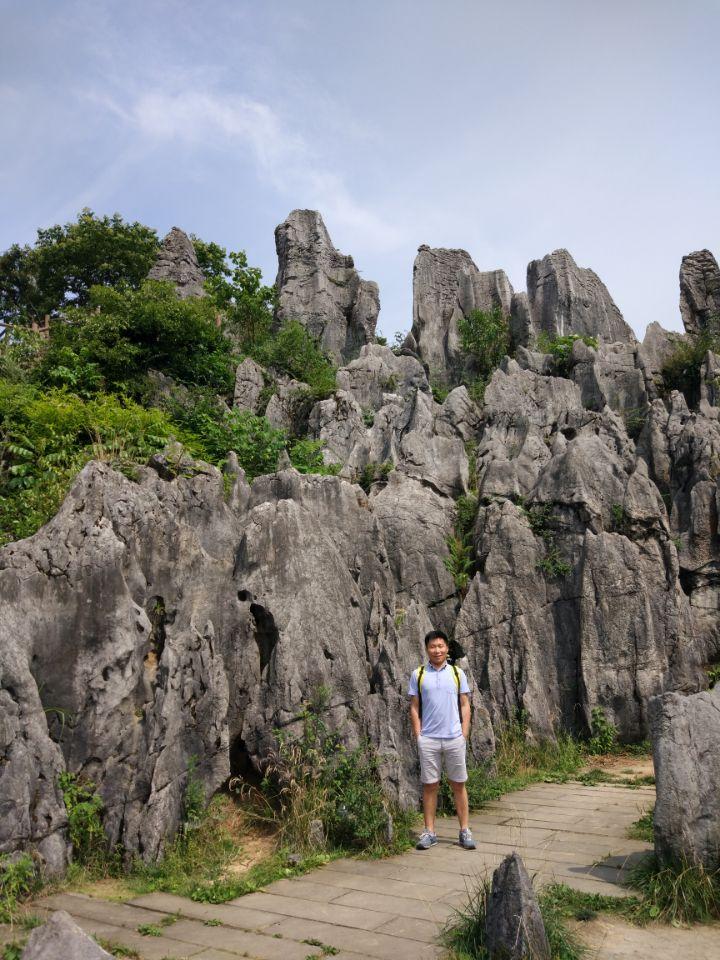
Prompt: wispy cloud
<box><xmin>102</xmin><ymin>87</ymin><xmax>403</xmax><ymax>253</ymax></box>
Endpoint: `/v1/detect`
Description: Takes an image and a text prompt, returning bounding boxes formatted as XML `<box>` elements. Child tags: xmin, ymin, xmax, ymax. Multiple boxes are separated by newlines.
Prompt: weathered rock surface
<box><xmin>527</xmin><ymin>248</ymin><xmax>636</xmax><ymax>344</ymax></box>
<box><xmin>679</xmin><ymin>249</ymin><xmax>720</xmax><ymax>336</ymax></box>
<box><xmin>21</xmin><ymin>910</ymin><xmax>112</xmax><ymax>959</ymax></box>
<box><xmin>406</xmin><ymin>245</ymin><xmax>513</xmax><ymax>387</ymax></box>
<box><xmin>233</xmin><ymin>357</ymin><xmax>266</xmax><ymax>412</ymax></box>
<box><xmin>485</xmin><ymin>852</ymin><xmax>550</xmax><ymax>960</ymax></box>
<box><xmin>148</xmin><ymin>227</ymin><xmax>206</xmax><ymax>299</ymax></box>
<box><xmin>264</xmin><ymin>376</ymin><xmax>310</xmax><ymax>433</ymax></box>
<box><xmin>649</xmin><ymin>686</ymin><xmax>720</xmax><ymax>869</ymax></box>
<box><xmin>274</xmin><ymin>210</ymin><xmax>379</xmax><ymax>364</ymax></box>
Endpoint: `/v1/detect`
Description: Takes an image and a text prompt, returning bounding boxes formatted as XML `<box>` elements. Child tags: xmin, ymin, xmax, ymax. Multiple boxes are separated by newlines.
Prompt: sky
<box><xmin>1</xmin><ymin>0</ymin><xmax>719</xmax><ymax>340</ymax></box>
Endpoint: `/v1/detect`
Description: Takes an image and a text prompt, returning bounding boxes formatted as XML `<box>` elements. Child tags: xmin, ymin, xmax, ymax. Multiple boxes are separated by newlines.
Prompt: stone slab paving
<box><xmin>16</xmin><ymin>779</ymin><xmax>718</xmax><ymax>959</ymax></box>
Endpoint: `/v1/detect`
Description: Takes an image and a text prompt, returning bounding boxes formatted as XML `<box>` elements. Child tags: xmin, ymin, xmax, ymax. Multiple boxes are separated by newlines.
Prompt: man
<box><xmin>408</xmin><ymin>629</ymin><xmax>476</xmax><ymax>850</ymax></box>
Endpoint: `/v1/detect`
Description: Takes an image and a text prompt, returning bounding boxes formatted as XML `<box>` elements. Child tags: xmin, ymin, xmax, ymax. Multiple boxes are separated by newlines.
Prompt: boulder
<box><xmin>148</xmin><ymin>227</ymin><xmax>206</xmax><ymax>299</ymax></box>
<box><xmin>526</xmin><ymin>248</ymin><xmax>635</xmax><ymax>344</ymax></box>
<box><xmin>408</xmin><ymin>244</ymin><xmax>513</xmax><ymax>387</ymax></box>
<box><xmin>234</xmin><ymin>358</ymin><xmax>266</xmax><ymax>413</ymax></box>
<box><xmin>649</xmin><ymin>686</ymin><xmax>720</xmax><ymax>869</ymax></box>
<box><xmin>679</xmin><ymin>249</ymin><xmax>720</xmax><ymax>336</ymax></box>
<box><xmin>264</xmin><ymin>377</ymin><xmax>311</xmax><ymax>433</ymax></box>
<box><xmin>485</xmin><ymin>852</ymin><xmax>550</xmax><ymax>960</ymax></box>
<box><xmin>274</xmin><ymin>209</ymin><xmax>379</xmax><ymax>364</ymax></box>
<box><xmin>21</xmin><ymin>910</ymin><xmax>112</xmax><ymax>959</ymax></box>
<box><xmin>336</xmin><ymin>343</ymin><xmax>428</xmax><ymax>410</ymax></box>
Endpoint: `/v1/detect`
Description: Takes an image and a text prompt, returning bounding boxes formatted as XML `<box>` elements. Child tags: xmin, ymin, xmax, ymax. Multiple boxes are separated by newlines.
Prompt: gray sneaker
<box><xmin>416</xmin><ymin>830</ymin><xmax>438</xmax><ymax>850</ymax></box>
<box><xmin>459</xmin><ymin>828</ymin><xmax>476</xmax><ymax>850</ymax></box>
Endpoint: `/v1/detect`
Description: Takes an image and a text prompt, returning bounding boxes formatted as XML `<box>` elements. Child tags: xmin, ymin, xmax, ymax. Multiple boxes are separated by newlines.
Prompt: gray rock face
<box><xmin>337</xmin><ymin>344</ymin><xmax>428</xmax><ymax>410</ymax></box>
<box><xmin>234</xmin><ymin>358</ymin><xmax>266</xmax><ymax>413</ymax></box>
<box><xmin>679</xmin><ymin>249</ymin><xmax>720</xmax><ymax>336</ymax></box>
<box><xmin>148</xmin><ymin>227</ymin><xmax>206</xmax><ymax>299</ymax></box>
<box><xmin>264</xmin><ymin>377</ymin><xmax>310</xmax><ymax>433</ymax></box>
<box><xmin>485</xmin><ymin>852</ymin><xmax>550</xmax><ymax>960</ymax></box>
<box><xmin>571</xmin><ymin>340</ymin><xmax>647</xmax><ymax>417</ymax></box>
<box><xmin>527</xmin><ymin>248</ymin><xmax>636</xmax><ymax>344</ymax></box>
<box><xmin>21</xmin><ymin>910</ymin><xmax>112</xmax><ymax>959</ymax></box>
<box><xmin>408</xmin><ymin>245</ymin><xmax>513</xmax><ymax>386</ymax></box>
<box><xmin>274</xmin><ymin>210</ymin><xmax>379</xmax><ymax>364</ymax></box>
<box><xmin>649</xmin><ymin>686</ymin><xmax>720</xmax><ymax>869</ymax></box>
<box><xmin>637</xmin><ymin>322</ymin><xmax>687</xmax><ymax>398</ymax></box>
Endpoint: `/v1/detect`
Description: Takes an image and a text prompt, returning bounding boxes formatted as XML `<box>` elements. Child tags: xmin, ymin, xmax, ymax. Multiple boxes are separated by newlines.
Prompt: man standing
<box><xmin>408</xmin><ymin>630</ymin><xmax>476</xmax><ymax>850</ymax></box>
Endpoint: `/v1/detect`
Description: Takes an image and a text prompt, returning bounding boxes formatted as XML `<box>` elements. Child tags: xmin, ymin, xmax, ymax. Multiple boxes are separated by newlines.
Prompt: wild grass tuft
<box><xmin>627</xmin><ymin>853</ymin><xmax>720</xmax><ymax>925</ymax></box>
<box><xmin>627</xmin><ymin>808</ymin><xmax>654</xmax><ymax>843</ymax></box>
<box><xmin>441</xmin><ymin>875</ymin><xmax>587</xmax><ymax>960</ymax></box>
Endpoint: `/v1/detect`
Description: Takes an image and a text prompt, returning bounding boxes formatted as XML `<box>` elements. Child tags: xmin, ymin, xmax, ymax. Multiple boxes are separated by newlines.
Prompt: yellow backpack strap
<box><xmin>452</xmin><ymin>664</ymin><xmax>462</xmax><ymax>721</ymax></box>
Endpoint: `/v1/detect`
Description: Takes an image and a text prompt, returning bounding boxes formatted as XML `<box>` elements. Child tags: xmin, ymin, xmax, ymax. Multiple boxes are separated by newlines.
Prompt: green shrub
<box><xmin>628</xmin><ymin>853</ymin><xmax>720</xmax><ymax>924</ymax></box>
<box><xmin>443</xmin><ymin>535</ymin><xmax>474</xmax><ymax>596</ymax></box>
<box><xmin>38</xmin><ymin>280</ymin><xmax>235</xmax><ymax>396</ymax></box>
<box><xmin>288</xmin><ymin>438</ymin><xmax>340</xmax><ymax>476</ymax></box>
<box><xmin>242</xmin><ymin>688</ymin><xmax>414</xmax><ymax>857</ymax></box>
<box><xmin>660</xmin><ymin>318</ymin><xmax>720</xmax><ymax>408</ymax></box>
<box><xmin>357</xmin><ymin>461</ymin><xmax>393</xmax><ymax>493</ymax></box>
<box><xmin>458</xmin><ymin>306</ymin><xmax>511</xmax><ymax>406</ymax></box>
<box><xmin>586</xmin><ymin>707</ymin><xmax>619</xmax><ymax>755</ymax></box>
<box><xmin>255</xmin><ymin>321</ymin><xmax>337</xmax><ymax>400</ymax></box>
<box><xmin>521</xmin><ymin>503</ymin><xmax>572</xmax><ymax>579</ymax></box>
<box><xmin>707</xmin><ymin>663</ymin><xmax>720</xmax><ymax>689</ymax></box>
<box><xmin>58</xmin><ymin>772</ymin><xmax>112</xmax><ymax>874</ymax></box>
<box><xmin>0</xmin><ymin>854</ymin><xmax>39</xmax><ymax>924</ymax></box>
<box><xmin>536</xmin><ymin>332</ymin><xmax>598</xmax><ymax>376</ymax></box>
<box><xmin>0</xmin><ymin>383</ymin><xmax>176</xmax><ymax>544</ymax></box>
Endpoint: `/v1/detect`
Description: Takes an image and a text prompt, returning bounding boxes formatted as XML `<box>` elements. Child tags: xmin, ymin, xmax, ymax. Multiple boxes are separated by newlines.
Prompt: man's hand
<box><xmin>409</xmin><ymin>694</ymin><xmax>422</xmax><ymax>739</ymax></box>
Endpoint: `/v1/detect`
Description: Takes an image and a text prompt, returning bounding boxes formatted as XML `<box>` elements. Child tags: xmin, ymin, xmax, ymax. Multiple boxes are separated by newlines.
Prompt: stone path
<box><xmin>16</xmin><ymin>777</ymin><xmax>689</xmax><ymax>959</ymax></box>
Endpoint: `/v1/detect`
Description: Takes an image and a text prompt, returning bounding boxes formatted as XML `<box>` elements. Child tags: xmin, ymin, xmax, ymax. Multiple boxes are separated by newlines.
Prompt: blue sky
<box><xmin>1</xmin><ymin>0</ymin><xmax>719</xmax><ymax>339</ymax></box>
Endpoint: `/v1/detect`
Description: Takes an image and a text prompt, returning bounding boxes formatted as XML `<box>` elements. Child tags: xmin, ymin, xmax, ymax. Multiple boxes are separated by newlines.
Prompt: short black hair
<box><xmin>424</xmin><ymin>629</ymin><xmax>449</xmax><ymax>648</ymax></box>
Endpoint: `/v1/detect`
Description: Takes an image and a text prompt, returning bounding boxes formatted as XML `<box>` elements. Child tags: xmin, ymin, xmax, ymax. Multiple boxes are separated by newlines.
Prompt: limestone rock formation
<box><xmin>527</xmin><ymin>248</ymin><xmax>635</xmax><ymax>344</ymax></box>
<box><xmin>649</xmin><ymin>686</ymin><xmax>720</xmax><ymax>869</ymax></box>
<box><xmin>407</xmin><ymin>245</ymin><xmax>513</xmax><ymax>386</ymax></box>
<box><xmin>679</xmin><ymin>249</ymin><xmax>720</xmax><ymax>335</ymax></box>
<box><xmin>233</xmin><ymin>357</ymin><xmax>265</xmax><ymax>413</ymax></box>
<box><xmin>21</xmin><ymin>910</ymin><xmax>113</xmax><ymax>959</ymax></box>
<box><xmin>274</xmin><ymin>210</ymin><xmax>379</xmax><ymax>364</ymax></box>
<box><xmin>485</xmin><ymin>852</ymin><xmax>550</xmax><ymax>960</ymax></box>
<box><xmin>148</xmin><ymin>227</ymin><xmax>206</xmax><ymax>299</ymax></box>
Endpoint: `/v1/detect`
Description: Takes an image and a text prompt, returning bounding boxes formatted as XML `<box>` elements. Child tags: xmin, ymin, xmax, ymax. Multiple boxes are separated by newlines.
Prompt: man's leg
<box><xmin>449</xmin><ymin>779</ymin><xmax>469</xmax><ymax>830</ymax></box>
<box><xmin>422</xmin><ymin>781</ymin><xmax>440</xmax><ymax>832</ymax></box>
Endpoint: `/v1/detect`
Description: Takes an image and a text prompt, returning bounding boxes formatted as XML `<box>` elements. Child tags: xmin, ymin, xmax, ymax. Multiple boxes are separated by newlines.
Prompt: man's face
<box><xmin>426</xmin><ymin>637</ymin><xmax>449</xmax><ymax>667</ymax></box>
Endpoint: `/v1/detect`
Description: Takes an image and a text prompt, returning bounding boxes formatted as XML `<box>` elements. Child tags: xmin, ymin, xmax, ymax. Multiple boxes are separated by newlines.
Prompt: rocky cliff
<box><xmin>2</xmin><ymin>215</ymin><xmax>719</xmax><ymax>875</ymax></box>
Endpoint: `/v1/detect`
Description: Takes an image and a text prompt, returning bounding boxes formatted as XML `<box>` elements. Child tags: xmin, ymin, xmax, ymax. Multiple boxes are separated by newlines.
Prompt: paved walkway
<box><xmin>19</xmin><ymin>777</ymin><xmax>675</xmax><ymax>959</ymax></box>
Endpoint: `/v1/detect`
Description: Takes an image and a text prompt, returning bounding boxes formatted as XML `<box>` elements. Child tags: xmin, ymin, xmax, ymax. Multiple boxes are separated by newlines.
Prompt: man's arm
<box><xmin>409</xmin><ymin>694</ymin><xmax>421</xmax><ymax>738</ymax></box>
<box><xmin>460</xmin><ymin>693</ymin><xmax>470</xmax><ymax>739</ymax></box>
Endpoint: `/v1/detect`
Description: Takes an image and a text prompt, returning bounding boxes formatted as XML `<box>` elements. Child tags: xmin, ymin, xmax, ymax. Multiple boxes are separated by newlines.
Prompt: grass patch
<box><xmin>627</xmin><ymin>807</ymin><xmax>654</xmax><ymax>843</ymax></box>
<box><xmin>540</xmin><ymin>882</ymin><xmax>640</xmax><ymax>923</ymax></box>
<box><xmin>576</xmin><ymin>768</ymin><xmax>615</xmax><ymax>786</ymax></box>
<box><xmin>627</xmin><ymin>854</ymin><xmax>720</xmax><ymax>925</ymax></box>
<box><xmin>95</xmin><ymin>940</ymin><xmax>141</xmax><ymax>958</ymax></box>
<box><xmin>441</xmin><ymin>875</ymin><xmax>588</xmax><ymax>960</ymax></box>
<box><xmin>0</xmin><ymin>854</ymin><xmax>41</xmax><ymax>925</ymax></box>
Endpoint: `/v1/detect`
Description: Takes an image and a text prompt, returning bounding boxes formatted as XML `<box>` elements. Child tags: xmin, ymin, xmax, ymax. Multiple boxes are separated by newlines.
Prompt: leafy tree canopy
<box><xmin>0</xmin><ymin>209</ymin><xmax>158</xmax><ymax>325</ymax></box>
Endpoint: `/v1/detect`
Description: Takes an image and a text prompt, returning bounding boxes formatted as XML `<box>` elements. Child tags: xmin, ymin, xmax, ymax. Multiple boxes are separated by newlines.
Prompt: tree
<box><xmin>192</xmin><ymin>236</ymin><xmax>275</xmax><ymax>351</ymax></box>
<box><xmin>457</xmin><ymin>305</ymin><xmax>510</xmax><ymax>403</ymax></box>
<box><xmin>39</xmin><ymin>280</ymin><xmax>235</xmax><ymax>396</ymax></box>
<box><xmin>0</xmin><ymin>209</ymin><xmax>158</xmax><ymax>325</ymax></box>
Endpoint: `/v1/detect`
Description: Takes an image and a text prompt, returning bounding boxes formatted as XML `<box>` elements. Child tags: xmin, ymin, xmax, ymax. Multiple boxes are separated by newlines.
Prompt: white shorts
<box><xmin>417</xmin><ymin>734</ymin><xmax>468</xmax><ymax>784</ymax></box>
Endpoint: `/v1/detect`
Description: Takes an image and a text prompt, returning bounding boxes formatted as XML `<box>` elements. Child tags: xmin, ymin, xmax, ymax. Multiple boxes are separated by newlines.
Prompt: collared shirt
<box><xmin>407</xmin><ymin>660</ymin><xmax>470</xmax><ymax>738</ymax></box>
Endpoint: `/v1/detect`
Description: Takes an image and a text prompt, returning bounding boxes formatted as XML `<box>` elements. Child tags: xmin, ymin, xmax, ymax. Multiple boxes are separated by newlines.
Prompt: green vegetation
<box><xmin>58</xmin><ymin>772</ymin><xmax>115</xmax><ymax>875</ymax></box>
<box><xmin>628</xmin><ymin>807</ymin><xmax>654</xmax><ymax>843</ymax></box>
<box><xmin>586</xmin><ymin>707</ymin><xmax>619</xmax><ymax>755</ymax></box>
<box><xmin>539</xmin><ymin>882</ymin><xmax>639</xmax><ymax>924</ymax></box>
<box><xmin>240</xmin><ymin>687</ymin><xmax>415</xmax><ymax>858</ymax></box>
<box><xmin>536</xmin><ymin>332</ymin><xmax>599</xmax><ymax>376</ymax></box>
<box><xmin>443</xmin><ymin>493</ymin><xmax>479</xmax><ymax>596</ymax></box>
<box><xmin>441</xmin><ymin>875</ymin><xmax>587</xmax><ymax>960</ymax></box>
<box><xmin>0</xmin><ymin>854</ymin><xmax>39</xmax><ymax>924</ymax></box>
<box><xmin>707</xmin><ymin>663</ymin><xmax>720</xmax><ymax>689</ymax></box>
<box><xmin>458</xmin><ymin>305</ymin><xmax>511</xmax><ymax>405</ymax></box>
<box><xmin>520</xmin><ymin>502</ymin><xmax>572</xmax><ymax>579</ymax></box>
<box><xmin>660</xmin><ymin>316</ymin><xmax>720</xmax><ymax>408</ymax></box>
<box><xmin>0</xmin><ymin>210</ymin><xmax>345</xmax><ymax>546</ymax></box>
<box><xmin>95</xmin><ymin>940</ymin><xmax>141</xmax><ymax>958</ymax></box>
<box><xmin>357</xmin><ymin>460</ymin><xmax>393</xmax><ymax>493</ymax></box>
<box><xmin>627</xmin><ymin>853</ymin><xmax>720</xmax><ymax>924</ymax></box>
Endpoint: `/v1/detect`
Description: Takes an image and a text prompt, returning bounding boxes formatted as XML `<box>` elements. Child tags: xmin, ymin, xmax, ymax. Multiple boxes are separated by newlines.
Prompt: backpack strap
<box><xmin>416</xmin><ymin>664</ymin><xmax>425</xmax><ymax>720</ymax></box>
<box><xmin>451</xmin><ymin>664</ymin><xmax>462</xmax><ymax>721</ymax></box>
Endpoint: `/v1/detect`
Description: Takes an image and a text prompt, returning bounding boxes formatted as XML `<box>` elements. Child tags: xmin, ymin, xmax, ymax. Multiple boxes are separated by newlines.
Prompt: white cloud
<box><xmin>114</xmin><ymin>88</ymin><xmax>403</xmax><ymax>253</ymax></box>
